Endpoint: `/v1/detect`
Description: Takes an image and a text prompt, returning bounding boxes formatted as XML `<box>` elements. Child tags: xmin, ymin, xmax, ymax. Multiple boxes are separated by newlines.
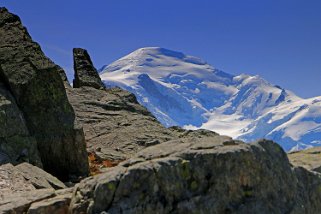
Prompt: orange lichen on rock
<box><xmin>88</xmin><ymin>152</ymin><xmax>122</xmax><ymax>176</ymax></box>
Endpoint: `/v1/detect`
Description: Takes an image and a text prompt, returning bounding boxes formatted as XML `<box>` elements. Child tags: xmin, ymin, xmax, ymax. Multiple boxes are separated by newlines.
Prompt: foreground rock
<box><xmin>27</xmin><ymin>189</ymin><xmax>72</xmax><ymax>214</ymax></box>
<box><xmin>70</xmin><ymin>138</ymin><xmax>321</xmax><ymax>214</ymax></box>
<box><xmin>0</xmin><ymin>162</ymin><xmax>70</xmax><ymax>213</ymax></box>
<box><xmin>0</xmin><ymin>7</ymin><xmax>88</xmax><ymax>180</ymax></box>
<box><xmin>0</xmin><ymin>163</ymin><xmax>65</xmax><ymax>196</ymax></box>
<box><xmin>0</xmin><ymin>188</ymin><xmax>73</xmax><ymax>214</ymax></box>
<box><xmin>0</xmin><ymin>83</ymin><xmax>42</xmax><ymax>167</ymax></box>
<box><xmin>73</xmin><ymin>48</ymin><xmax>105</xmax><ymax>89</ymax></box>
<box><xmin>289</xmin><ymin>147</ymin><xmax>321</xmax><ymax>173</ymax></box>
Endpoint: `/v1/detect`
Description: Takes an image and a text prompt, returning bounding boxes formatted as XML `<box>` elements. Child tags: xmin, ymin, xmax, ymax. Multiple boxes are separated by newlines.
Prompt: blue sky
<box><xmin>2</xmin><ymin>0</ymin><xmax>321</xmax><ymax>98</ymax></box>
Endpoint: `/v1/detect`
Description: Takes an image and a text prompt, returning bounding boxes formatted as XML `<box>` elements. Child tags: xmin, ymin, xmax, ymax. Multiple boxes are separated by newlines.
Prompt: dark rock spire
<box><xmin>73</xmin><ymin>48</ymin><xmax>105</xmax><ymax>89</ymax></box>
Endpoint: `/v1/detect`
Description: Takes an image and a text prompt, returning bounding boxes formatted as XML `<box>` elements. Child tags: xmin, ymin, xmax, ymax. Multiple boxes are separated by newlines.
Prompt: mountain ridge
<box><xmin>100</xmin><ymin>47</ymin><xmax>321</xmax><ymax>151</ymax></box>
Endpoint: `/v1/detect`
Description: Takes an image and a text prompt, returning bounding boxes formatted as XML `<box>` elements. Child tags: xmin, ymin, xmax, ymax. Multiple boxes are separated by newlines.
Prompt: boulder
<box><xmin>0</xmin><ymin>163</ymin><xmax>68</xmax><ymax>214</ymax></box>
<box><xmin>0</xmin><ymin>7</ymin><xmax>89</xmax><ymax>180</ymax></box>
<box><xmin>0</xmin><ymin>189</ymin><xmax>56</xmax><ymax>214</ymax></box>
<box><xmin>0</xmin><ymin>83</ymin><xmax>42</xmax><ymax>167</ymax></box>
<box><xmin>0</xmin><ymin>163</ymin><xmax>65</xmax><ymax>197</ymax></box>
<box><xmin>70</xmin><ymin>138</ymin><xmax>321</xmax><ymax>214</ymax></box>
<box><xmin>73</xmin><ymin>48</ymin><xmax>105</xmax><ymax>89</ymax></box>
<box><xmin>0</xmin><ymin>163</ymin><xmax>36</xmax><ymax>197</ymax></box>
<box><xmin>15</xmin><ymin>163</ymin><xmax>66</xmax><ymax>190</ymax></box>
<box><xmin>0</xmin><ymin>188</ymin><xmax>73</xmax><ymax>214</ymax></box>
<box><xmin>27</xmin><ymin>188</ymin><xmax>73</xmax><ymax>214</ymax></box>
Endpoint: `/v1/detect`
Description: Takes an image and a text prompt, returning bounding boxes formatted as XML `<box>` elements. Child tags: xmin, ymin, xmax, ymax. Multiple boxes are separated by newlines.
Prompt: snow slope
<box><xmin>100</xmin><ymin>47</ymin><xmax>321</xmax><ymax>151</ymax></box>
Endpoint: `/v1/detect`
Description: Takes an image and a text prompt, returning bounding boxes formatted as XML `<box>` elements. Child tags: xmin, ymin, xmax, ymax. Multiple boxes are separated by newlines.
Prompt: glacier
<box><xmin>100</xmin><ymin>47</ymin><xmax>321</xmax><ymax>151</ymax></box>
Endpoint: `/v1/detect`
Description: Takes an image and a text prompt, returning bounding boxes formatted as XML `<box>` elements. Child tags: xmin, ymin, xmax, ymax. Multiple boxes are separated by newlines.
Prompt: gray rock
<box><xmin>0</xmin><ymin>162</ymin><xmax>70</xmax><ymax>214</ymax></box>
<box><xmin>73</xmin><ymin>48</ymin><xmax>105</xmax><ymax>89</ymax></box>
<box><xmin>27</xmin><ymin>189</ymin><xmax>73</xmax><ymax>214</ymax></box>
<box><xmin>0</xmin><ymin>7</ymin><xmax>89</xmax><ymax>180</ymax></box>
<box><xmin>0</xmin><ymin>83</ymin><xmax>42</xmax><ymax>167</ymax></box>
<box><xmin>0</xmin><ymin>189</ymin><xmax>55</xmax><ymax>214</ymax></box>
<box><xmin>15</xmin><ymin>162</ymin><xmax>66</xmax><ymax>190</ymax></box>
<box><xmin>0</xmin><ymin>163</ymin><xmax>65</xmax><ymax>198</ymax></box>
<box><xmin>70</xmin><ymin>139</ymin><xmax>321</xmax><ymax>214</ymax></box>
<box><xmin>0</xmin><ymin>188</ymin><xmax>73</xmax><ymax>214</ymax></box>
<box><xmin>67</xmin><ymin>86</ymin><xmax>178</xmax><ymax>161</ymax></box>
<box><xmin>0</xmin><ymin>163</ymin><xmax>36</xmax><ymax>197</ymax></box>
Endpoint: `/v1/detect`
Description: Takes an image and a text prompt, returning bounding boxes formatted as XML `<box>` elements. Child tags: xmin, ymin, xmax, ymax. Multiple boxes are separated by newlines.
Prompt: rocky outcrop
<box><xmin>14</xmin><ymin>163</ymin><xmax>66</xmax><ymax>190</ymax></box>
<box><xmin>73</xmin><ymin>48</ymin><xmax>105</xmax><ymax>89</ymax></box>
<box><xmin>0</xmin><ymin>162</ymin><xmax>69</xmax><ymax>213</ymax></box>
<box><xmin>0</xmin><ymin>163</ymin><xmax>65</xmax><ymax>196</ymax></box>
<box><xmin>27</xmin><ymin>188</ymin><xmax>72</xmax><ymax>214</ymax></box>
<box><xmin>289</xmin><ymin>147</ymin><xmax>321</xmax><ymax>173</ymax></box>
<box><xmin>0</xmin><ymin>189</ymin><xmax>57</xmax><ymax>214</ymax></box>
<box><xmin>67</xmin><ymin>86</ymin><xmax>178</xmax><ymax>162</ymax></box>
<box><xmin>0</xmin><ymin>188</ymin><xmax>73</xmax><ymax>214</ymax></box>
<box><xmin>0</xmin><ymin>7</ymin><xmax>89</xmax><ymax>180</ymax></box>
<box><xmin>0</xmin><ymin>83</ymin><xmax>42</xmax><ymax>167</ymax></box>
<box><xmin>70</xmin><ymin>138</ymin><xmax>321</xmax><ymax>214</ymax></box>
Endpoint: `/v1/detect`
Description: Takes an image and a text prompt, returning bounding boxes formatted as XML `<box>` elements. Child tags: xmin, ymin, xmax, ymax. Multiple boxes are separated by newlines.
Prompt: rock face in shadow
<box><xmin>0</xmin><ymin>83</ymin><xmax>42</xmax><ymax>167</ymax></box>
<box><xmin>0</xmin><ymin>7</ymin><xmax>88</xmax><ymax>180</ymax></box>
<box><xmin>70</xmin><ymin>139</ymin><xmax>321</xmax><ymax>214</ymax></box>
<box><xmin>73</xmin><ymin>48</ymin><xmax>105</xmax><ymax>89</ymax></box>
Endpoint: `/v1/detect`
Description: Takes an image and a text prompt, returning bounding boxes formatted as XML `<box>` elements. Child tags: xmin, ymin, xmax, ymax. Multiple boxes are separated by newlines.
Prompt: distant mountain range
<box><xmin>99</xmin><ymin>47</ymin><xmax>321</xmax><ymax>151</ymax></box>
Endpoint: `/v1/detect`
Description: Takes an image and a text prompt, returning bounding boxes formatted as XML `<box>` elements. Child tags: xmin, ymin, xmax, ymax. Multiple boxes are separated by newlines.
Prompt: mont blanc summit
<box><xmin>100</xmin><ymin>47</ymin><xmax>321</xmax><ymax>151</ymax></box>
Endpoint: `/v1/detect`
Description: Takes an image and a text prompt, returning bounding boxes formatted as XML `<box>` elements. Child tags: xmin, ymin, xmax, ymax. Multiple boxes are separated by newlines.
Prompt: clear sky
<box><xmin>2</xmin><ymin>0</ymin><xmax>321</xmax><ymax>98</ymax></box>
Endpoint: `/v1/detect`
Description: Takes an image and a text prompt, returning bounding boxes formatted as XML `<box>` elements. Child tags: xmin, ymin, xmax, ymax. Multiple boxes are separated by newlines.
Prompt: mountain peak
<box><xmin>100</xmin><ymin>47</ymin><xmax>321</xmax><ymax>151</ymax></box>
<box><xmin>100</xmin><ymin>47</ymin><xmax>209</xmax><ymax>73</ymax></box>
<box><xmin>131</xmin><ymin>47</ymin><xmax>185</xmax><ymax>57</ymax></box>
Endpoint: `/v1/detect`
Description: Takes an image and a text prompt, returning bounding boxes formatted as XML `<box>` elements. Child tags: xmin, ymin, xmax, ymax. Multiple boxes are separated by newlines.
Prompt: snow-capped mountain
<box><xmin>100</xmin><ymin>47</ymin><xmax>321</xmax><ymax>151</ymax></box>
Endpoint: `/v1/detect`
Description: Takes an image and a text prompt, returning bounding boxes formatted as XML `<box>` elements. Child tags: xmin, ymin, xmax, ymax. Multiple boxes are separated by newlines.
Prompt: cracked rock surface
<box><xmin>0</xmin><ymin>188</ymin><xmax>73</xmax><ymax>214</ymax></box>
<box><xmin>0</xmin><ymin>162</ymin><xmax>65</xmax><ymax>196</ymax></box>
<box><xmin>67</xmin><ymin>86</ymin><xmax>181</xmax><ymax>161</ymax></box>
<box><xmin>0</xmin><ymin>162</ymin><xmax>69</xmax><ymax>214</ymax></box>
<box><xmin>70</xmin><ymin>138</ymin><xmax>321</xmax><ymax>214</ymax></box>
